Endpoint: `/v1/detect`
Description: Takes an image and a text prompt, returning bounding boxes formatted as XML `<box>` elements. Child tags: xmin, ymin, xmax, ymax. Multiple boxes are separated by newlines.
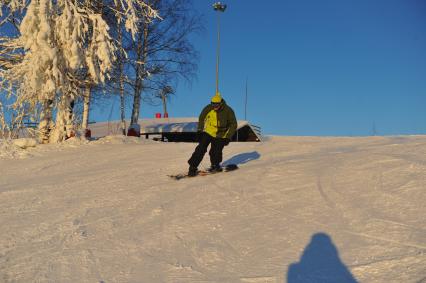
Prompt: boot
<box><xmin>188</xmin><ymin>166</ymin><xmax>198</xmax><ymax>177</ymax></box>
<box><xmin>207</xmin><ymin>164</ymin><xmax>223</xmax><ymax>173</ymax></box>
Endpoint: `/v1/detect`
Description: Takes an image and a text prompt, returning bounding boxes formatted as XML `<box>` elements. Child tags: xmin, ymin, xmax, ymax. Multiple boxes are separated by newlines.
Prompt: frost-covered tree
<box><xmin>101</xmin><ymin>0</ymin><xmax>133</xmax><ymax>135</ymax></box>
<box><xmin>127</xmin><ymin>0</ymin><xmax>200</xmax><ymax>128</ymax></box>
<box><xmin>0</xmin><ymin>0</ymin><xmax>158</xmax><ymax>143</ymax></box>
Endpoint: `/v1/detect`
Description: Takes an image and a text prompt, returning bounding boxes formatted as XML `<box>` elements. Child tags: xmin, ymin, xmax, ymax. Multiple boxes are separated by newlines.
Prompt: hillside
<box><xmin>1</xmin><ymin>135</ymin><xmax>425</xmax><ymax>282</ymax></box>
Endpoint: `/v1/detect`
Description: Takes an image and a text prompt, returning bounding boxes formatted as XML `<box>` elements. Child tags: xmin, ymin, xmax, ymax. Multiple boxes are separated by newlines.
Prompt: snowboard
<box><xmin>169</xmin><ymin>164</ymin><xmax>239</xmax><ymax>180</ymax></box>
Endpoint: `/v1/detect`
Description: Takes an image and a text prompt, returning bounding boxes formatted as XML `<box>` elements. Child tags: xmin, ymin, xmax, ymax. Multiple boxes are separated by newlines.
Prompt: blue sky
<box><xmin>94</xmin><ymin>0</ymin><xmax>426</xmax><ymax>136</ymax></box>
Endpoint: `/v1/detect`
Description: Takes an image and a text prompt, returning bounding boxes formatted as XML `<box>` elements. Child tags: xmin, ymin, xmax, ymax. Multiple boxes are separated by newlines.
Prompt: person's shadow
<box><xmin>222</xmin><ymin>151</ymin><xmax>260</xmax><ymax>166</ymax></box>
<box><xmin>287</xmin><ymin>233</ymin><xmax>358</xmax><ymax>283</ymax></box>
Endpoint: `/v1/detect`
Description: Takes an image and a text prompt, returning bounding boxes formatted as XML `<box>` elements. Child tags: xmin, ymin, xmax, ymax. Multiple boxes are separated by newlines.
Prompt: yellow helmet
<box><xmin>211</xmin><ymin>92</ymin><xmax>222</xmax><ymax>103</ymax></box>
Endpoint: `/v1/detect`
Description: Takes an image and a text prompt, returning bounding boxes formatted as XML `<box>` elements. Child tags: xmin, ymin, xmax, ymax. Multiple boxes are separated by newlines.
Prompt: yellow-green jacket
<box><xmin>198</xmin><ymin>100</ymin><xmax>237</xmax><ymax>139</ymax></box>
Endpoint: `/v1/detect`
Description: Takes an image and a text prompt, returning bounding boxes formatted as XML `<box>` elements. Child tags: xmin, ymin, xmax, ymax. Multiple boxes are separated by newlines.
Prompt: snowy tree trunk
<box><xmin>130</xmin><ymin>21</ymin><xmax>149</xmax><ymax>126</ymax></box>
<box><xmin>82</xmin><ymin>86</ymin><xmax>91</xmax><ymax>130</ymax></box>
<box><xmin>49</xmin><ymin>94</ymin><xmax>74</xmax><ymax>143</ymax></box>
<box><xmin>38</xmin><ymin>99</ymin><xmax>53</xmax><ymax>144</ymax></box>
<box><xmin>0</xmin><ymin>101</ymin><xmax>6</xmax><ymax>138</ymax></box>
<box><xmin>162</xmin><ymin>94</ymin><xmax>167</xmax><ymax>117</ymax></box>
<box><xmin>130</xmin><ymin>44</ymin><xmax>143</xmax><ymax>125</ymax></box>
<box><xmin>120</xmin><ymin>77</ymin><xmax>126</xmax><ymax>135</ymax></box>
<box><xmin>118</xmin><ymin>23</ymin><xmax>126</xmax><ymax>135</ymax></box>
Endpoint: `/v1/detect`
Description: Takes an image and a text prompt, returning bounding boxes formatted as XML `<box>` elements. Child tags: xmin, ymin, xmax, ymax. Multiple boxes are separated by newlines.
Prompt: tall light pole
<box><xmin>213</xmin><ymin>2</ymin><xmax>227</xmax><ymax>95</ymax></box>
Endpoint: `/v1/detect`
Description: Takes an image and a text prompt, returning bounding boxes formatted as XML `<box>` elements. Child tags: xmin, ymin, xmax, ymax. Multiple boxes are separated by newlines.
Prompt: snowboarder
<box><xmin>188</xmin><ymin>92</ymin><xmax>237</xmax><ymax>176</ymax></box>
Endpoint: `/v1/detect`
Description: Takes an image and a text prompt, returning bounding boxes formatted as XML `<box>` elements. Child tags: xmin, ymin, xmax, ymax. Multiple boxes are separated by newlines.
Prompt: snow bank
<box><xmin>12</xmin><ymin>138</ymin><xmax>38</xmax><ymax>149</ymax></box>
<box><xmin>0</xmin><ymin>135</ymin><xmax>159</xmax><ymax>159</ymax></box>
<box><xmin>92</xmin><ymin>134</ymin><xmax>158</xmax><ymax>145</ymax></box>
<box><xmin>0</xmin><ymin>139</ymin><xmax>34</xmax><ymax>159</ymax></box>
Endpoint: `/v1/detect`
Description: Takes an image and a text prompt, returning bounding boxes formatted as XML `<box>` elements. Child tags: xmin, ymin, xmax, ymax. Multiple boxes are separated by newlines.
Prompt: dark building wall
<box><xmin>160</xmin><ymin>125</ymin><xmax>260</xmax><ymax>142</ymax></box>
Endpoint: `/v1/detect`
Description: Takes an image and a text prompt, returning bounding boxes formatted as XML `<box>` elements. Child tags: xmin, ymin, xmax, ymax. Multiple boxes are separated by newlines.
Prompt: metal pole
<box><xmin>216</xmin><ymin>11</ymin><xmax>220</xmax><ymax>94</ymax></box>
<box><xmin>213</xmin><ymin>2</ymin><xmax>226</xmax><ymax>94</ymax></box>
<box><xmin>244</xmin><ymin>77</ymin><xmax>248</xmax><ymax>120</ymax></box>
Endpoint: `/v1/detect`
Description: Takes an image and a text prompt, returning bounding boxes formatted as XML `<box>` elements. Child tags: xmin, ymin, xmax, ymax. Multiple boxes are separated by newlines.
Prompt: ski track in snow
<box><xmin>0</xmin><ymin>135</ymin><xmax>426</xmax><ymax>282</ymax></box>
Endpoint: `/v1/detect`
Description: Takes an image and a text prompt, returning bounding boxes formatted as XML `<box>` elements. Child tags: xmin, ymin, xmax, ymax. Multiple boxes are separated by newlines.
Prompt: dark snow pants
<box><xmin>188</xmin><ymin>132</ymin><xmax>226</xmax><ymax>168</ymax></box>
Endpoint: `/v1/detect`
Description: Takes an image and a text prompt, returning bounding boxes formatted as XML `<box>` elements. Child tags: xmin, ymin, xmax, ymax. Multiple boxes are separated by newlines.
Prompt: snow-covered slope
<box><xmin>1</xmin><ymin>135</ymin><xmax>425</xmax><ymax>282</ymax></box>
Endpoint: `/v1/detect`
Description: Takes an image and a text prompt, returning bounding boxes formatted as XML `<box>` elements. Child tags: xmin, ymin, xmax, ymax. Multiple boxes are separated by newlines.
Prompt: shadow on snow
<box><xmin>287</xmin><ymin>232</ymin><xmax>358</xmax><ymax>283</ymax></box>
<box><xmin>222</xmin><ymin>151</ymin><xmax>260</xmax><ymax>166</ymax></box>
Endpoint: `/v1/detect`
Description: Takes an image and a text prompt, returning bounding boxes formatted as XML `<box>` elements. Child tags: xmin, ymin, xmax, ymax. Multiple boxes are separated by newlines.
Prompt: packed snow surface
<box><xmin>0</xmin><ymin>135</ymin><xmax>425</xmax><ymax>282</ymax></box>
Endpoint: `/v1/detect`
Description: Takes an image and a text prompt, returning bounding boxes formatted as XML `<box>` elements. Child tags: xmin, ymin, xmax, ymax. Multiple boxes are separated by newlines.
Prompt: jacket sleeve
<box><xmin>225</xmin><ymin>108</ymin><xmax>237</xmax><ymax>139</ymax></box>
<box><xmin>198</xmin><ymin>105</ymin><xmax>210</xmax><ymax>132</ymax></box>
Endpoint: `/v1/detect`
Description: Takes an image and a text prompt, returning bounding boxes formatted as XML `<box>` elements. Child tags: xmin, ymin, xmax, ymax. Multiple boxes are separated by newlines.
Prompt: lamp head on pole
<box><xmin>213</xmin><ymin>2</ymin><xmax>227</xmax><ymax>12</ymax></box>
